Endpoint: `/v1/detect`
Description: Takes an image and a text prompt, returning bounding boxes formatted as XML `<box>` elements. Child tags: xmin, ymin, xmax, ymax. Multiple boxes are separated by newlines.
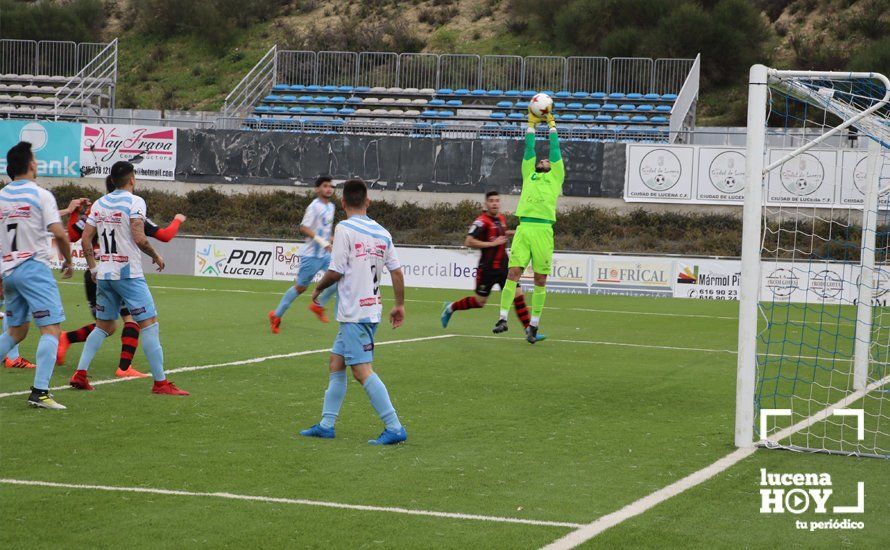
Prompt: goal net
<box><xmin>735</xmin><ymin>66</ymin><xmax>890</xmax><ymax>458</ymax></box>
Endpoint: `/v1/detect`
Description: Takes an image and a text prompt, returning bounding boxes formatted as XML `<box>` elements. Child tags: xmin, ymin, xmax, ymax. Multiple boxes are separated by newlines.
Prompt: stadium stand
<box><xmin>0</xmin><ymin>39</ymin><xmax>118</xmax><ymax>122</ymax></box>
<box><xmin>221</xmin><ymin>49</ymin><xmax>699</xmax><ymax>143</ymax></box>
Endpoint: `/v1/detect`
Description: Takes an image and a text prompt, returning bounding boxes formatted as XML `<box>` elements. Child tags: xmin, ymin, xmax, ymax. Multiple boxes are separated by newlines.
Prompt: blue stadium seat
<box><xmin>613</xmin><ymin>115</ymin><xmax>630</xmax><ymax>122</ymax></box>
<box><xmin>263</xmin><ymin>95</ymin><xmax>281</xmax><ymax>102</ymax></box>
<box><xmin>595</xmin><ymin>114</ymin><xmax>612</xmax><ymax>122</ymax></box>
<box><xmin>346</xmin><ymin>97</ymin><xmax>363</xmax><ymax>104</ymax></box>
<box><xmin>650</xmin><ymin>116</ymin><xmax>668</xmax><ymax>123</ymax></box>
<box><xmin>282</xmin><ymin>95</ymin><xmax>297</xmax><ymax>102</ymax></box>
<box><xmin>515</xmin><ymin>101</ymin><xmax>529</xmax><ymax>109</ymax></box>
<box><xmin>306</xmin><ymin>85</ymin><xmax>321</xmax><ymax>93</ymax></box>
<box><xmin>636</xmin><ymin>104</ymin><xmax>654</xmax><ymax>112</ymax></box>
<box><xmin>655</xmin><ymin>105</ymin><xmax>671</xmax><ymax>112</ymax></box>
<box><xmin>573</xmin><ymin>91</ymin><xmax>588</xmax><ymax>99</ymax></box>
<box><xmin>602</xmin><ymin>103</ymin><xmax>618</xmax><ymax>111</ymax></box>
<box><xmin>289</xmin><ymin>84</ymin><xmax>306</xmax><ymax>93</ymax></box>
<box><xmin>471</xmin><ymin>89</ymin><xmax>487</xmax><ymax>96</ymax></box>
<box><xmin>487</xmin><ymin>89</ymin><xmax>504</xmax><ymax>96</ymax></box>
<box><xmin>446</xmin><ymin>99</ymin><xmax>462</xmax><ymax>107</ymax></box>
<box><xmin>254</xmin><ymin>105</ymin><xmax>271</xmax><ymax>113</ymax></box>
<box><xmin>272</xmin><ymin>84</ymin><xmax>290</xmax><ymax>92</ymax></box>
<box><xmin>437</xmin><ymin>88</ymin><xmax>453</xmax><ymax>95</ymax></box>
<box><xmin>297</xmin><ymin>95</ymin><xmax>313</xmax><ymax>103</ymax></box>
<box><xmin>643</xmin><ymin>93</ymin><xmax>660</xmax><ymax>100</ymax></box>
<box><xmin>619</xmin><ymin>104</ymin><xmax>635</xmax><ymax>111</ymax></box>
<box><xmin>421</xmin><ymin>110</ymin><xmax>438</xmax><ymax>117</ymax></box>
<box><xmin>583</xmin><ymin>103</ymin><xmax>601</xmax><ymax>110</ymax></box>
<box><xmin>626</xmin><ymin>93</ymin><xmax>643</xmax><ymax>100</ymax></box>
<box><xmin>578</xmin><ymin>114</ymin><xmax>595</xmax><ymax>122</ymax></box>
<box><xmin>288</xmin><ymin>106</ymin><xmax>304</xmax><ymax>114</ymax></box>
<box><xmin>338</xmin><ymin>85</ymin><xmax>353</xmax><ymax>93</ymax></box>
<box><xmin>454</xmin><ymin>88</ymin><xmax>470</xmax><ymax>96</ymax></box>
<box><xmin>555</xmin><ymin>91</ymin><xmax>571</xmax><ymax>99</ymax></box>
<box><xmin>507</xmin><ymin>112</ymin><xmax>525</xmax><ymax>120</ymax></box>
<box><xmin>590</xmin><ymin>92</ymin><xmax>607</xmax><ymax>100</ymax></box>
<box><xmin>338</xmin><ymin>108</ymin><xmax>355</xmax><ymax>115</ymax></box>
<box><xmin>272</xmin><ymin>105</ymin><xmax>287</xmax><ymax>113</ymax></box>
<box><xmin>608</xmin><ymin>92</ymin><xmax>625</xmax><ymax>100</ymax></box>
<box><xmin>321</xmin><ymin>85</ymin><xmax>337</xmax><ymax>93</ymax></box>
<box><xmin>313</xmin><ymin>96</ymin><xmax>329</xmax><ymax>103</ymax></box>
<box><xmin>354</xmin><ymin>86</ymin><xmax>371</xmax><ymax>93</ymax></box>
<box><xmin>631</xmin><ymin>115</ymin><xmax>648</xmax><ymax>122</ymax></box>
<box><xmin>554</xmin><ymin>102</ymin><xmax>566</xmax><ymax>109</ymax></box>
<box><xmin>305</xmin><ymin>107</ymin><xmax>321</xmax><ymax>114</ymax></box>
<box><xmin>567</xmin><ymin>102</ymin><xmax>583</xmax><ymax>109</ymax></box>
<box><xmin>520</xmin><ymin>90</ymin><xmax>536</xmax><ymax>98</ymax></box>
<box><xmin>489</xmin><ymin>112</ymin><xmax>507</xmax><ymax>120</ymax></box>
<box><xmin>330</xmin><ymin>96</ymin><xmax>346</xmax><ymax>103</ymax></box>
<box><xmin>432</xmin><ymin>122</ymin><xmax>448</xmax><ymax>130</ymax></box>
<box><xmin>497</xmin><ymin>101</ymin><xmax>513</xmax><ymax>108</ymax></box>
<box><xmin>541</xmin><ymin>90</ymin><xmax>556</xmax><ymax>97</ymax></box>
<box><xmin>322</xmin><ymin>107</ymin><xmax>338</xmax><ymax>114</ymax></box>
<box><xmin>429</xmin><ymin>99</ymin><xmax>446</xmax><ymax>106</ymax></box>
<box><xmin>661</xmin><ymin>93</ymin><xmax>678</xmax><ymax>100</ymax></box>
<box><xmin>561</xmin><ymin>113</ymin><xmax>577</xmax><ymax>121</ymax></box>
<box><xmin>505</xmin><ymin>90</ymin><xmax>521</xmax><ymax>97</ymax></box>
<box><xmin>437</xmin><ymin>110</ymin><xmax>455</xmax><ymax>117</ymax></box>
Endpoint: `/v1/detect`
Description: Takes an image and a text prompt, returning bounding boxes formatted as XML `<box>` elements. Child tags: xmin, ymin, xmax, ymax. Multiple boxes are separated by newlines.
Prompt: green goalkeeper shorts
<box><xmin>508</xmin><ymin>220</ymin><xmax>554</xmax><ymax>275</ymax></box>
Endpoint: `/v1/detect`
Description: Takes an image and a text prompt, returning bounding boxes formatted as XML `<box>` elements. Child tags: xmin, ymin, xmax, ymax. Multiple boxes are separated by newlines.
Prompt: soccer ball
<box><xmin>529</xmin><ymin>93</ymin><xmax>553</xmax><ymax>117</ymax></box>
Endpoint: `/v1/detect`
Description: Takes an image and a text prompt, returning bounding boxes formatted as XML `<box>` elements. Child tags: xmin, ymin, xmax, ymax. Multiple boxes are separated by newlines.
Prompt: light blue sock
<box><xmin>274</xmin><ymin>287</ymin><xmax>300</xmax><ymax>318</ymax></box>
<box><xmin>2</xmin><ymin>315</ymin><xmax>19</xmax><ymax>360</ymax></box>
<box><xmin>33</xmin><ymin>334</ymin><xmax>58</xmax><ymax>391</ymax></box>
<box><xmin>141</xmin><ymin>322</ymin><xmax>166</xmax><ymax>381</ymax></box>
<box><xmin>317</xmin><ymin>284</ymin><xmax>337</xmax><ymax>308</ymax></box>
<box><xmin>319</xmin><ymin>370</ymin><xmax>347</xmax><ymax>429</ymax></box>
<box><xmin>0</xmin><ymin>331</ymin><xmax>18</xmax><ymax>362</ymax></box>
<box><xmin>77</xmin><ymin>327</ymin><xmax>109</xmax><ymax>372</ymax></box>
<box><xmin>362</xmin><ymin>373</ymin><xmax>402</xmax><ymax>431</ymax></box>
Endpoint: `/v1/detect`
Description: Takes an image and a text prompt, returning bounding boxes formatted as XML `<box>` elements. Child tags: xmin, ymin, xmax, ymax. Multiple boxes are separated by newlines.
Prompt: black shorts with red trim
<box><xmin>475</xmin><ymin>267</ymin><xmax>508</xmax><ymax>297</ymax></box>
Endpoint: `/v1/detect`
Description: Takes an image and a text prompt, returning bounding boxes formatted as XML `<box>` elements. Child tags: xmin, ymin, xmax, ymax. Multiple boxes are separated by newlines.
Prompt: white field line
<box><xmin>541</xmin><ymin>370</ymin><xmax>890</xmax><ymax>549</ymax></box>
<box><xmin>0</xmin><ymin>478</ymin><xmax>583</xmax><ymax>529</ymax></box>
<box><xmin>0</xmin><ymin>334</ymin><xmax>457</xmax><ymax>399</ymax></box>
<box><xmin>57</xmin><ymin>281</ymin><xmax>738</xmax><ymax>321</ymax></box>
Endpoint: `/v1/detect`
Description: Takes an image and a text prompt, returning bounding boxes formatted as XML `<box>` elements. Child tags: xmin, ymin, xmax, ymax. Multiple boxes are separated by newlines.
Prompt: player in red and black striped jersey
<box><xmin>441</xmin><ymin>191</ymin><xmax>541</xmax><ymax>339</ymax></box>
<box><xmin>55</xmin><ymin>177</ymin><xmax>186</xmax><ymax>378</ymax></box>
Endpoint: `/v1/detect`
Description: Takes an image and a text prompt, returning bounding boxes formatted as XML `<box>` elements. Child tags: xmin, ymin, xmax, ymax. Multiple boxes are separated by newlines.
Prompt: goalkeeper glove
<box><xmin>527</xmin><ymin>112</ymin><xmax>543</xmax><ymax>128</ymax></box>
<box><xmin>546</xmin><ymin>113</ymin><xmax>556</xmax><ymax>128</ymax></box>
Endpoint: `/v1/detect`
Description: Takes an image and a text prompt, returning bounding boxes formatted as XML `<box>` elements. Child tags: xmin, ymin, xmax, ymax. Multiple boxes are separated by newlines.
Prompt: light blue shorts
<box><xmin>332</xmin><ymin>322</ymin><xmax>379</xmax><ymax>366</ymax></box>
<box><xmin>2</xmin><ymin>259</ymin><xmax>65</xmax><ymax>327</ymax></box>
<box><xmin>96</xmin><ymin>278</ymin><xmax>157</xmax><ymax>322</ymax></box>
<box><xmin>297</xmin><ymin>255</ymin><xmax>331</xmax><ymax>287</ymax></box>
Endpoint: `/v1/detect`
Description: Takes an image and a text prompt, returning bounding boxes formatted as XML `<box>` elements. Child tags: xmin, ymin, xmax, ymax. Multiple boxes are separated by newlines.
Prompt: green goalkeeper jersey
<box><xmin>517</xmin><ymin>128</ymin><xmax>564</xmax><ymax>222</ymax></box>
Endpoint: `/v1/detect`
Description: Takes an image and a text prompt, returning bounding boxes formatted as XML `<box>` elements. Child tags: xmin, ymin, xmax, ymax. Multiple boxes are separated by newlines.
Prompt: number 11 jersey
<box><xmin>329</xmin><ymin>215</ymin><xmax>401</xmax><ymax>324</ymax></box>
<box><xmin>86</xmin><ymin>189</ymin><xmax>148</xmax><ymax>280</ymax></box>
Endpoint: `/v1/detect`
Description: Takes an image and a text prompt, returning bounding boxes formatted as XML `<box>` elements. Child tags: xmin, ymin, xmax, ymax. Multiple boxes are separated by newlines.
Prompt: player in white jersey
<box><xmin>299</xmin><ymin>178</ymin><xmax>408</xmax><ymax>445</ymax></box>
<box><xmin>268</xmin><ymin>175</ymin><xmax>338</xmax><ymax>332</ymax></box>
<box><xmin>70</xmin><ymin>161</ymin><xmax>188</xmax><ymax>396</ymax></box>
<box><xmin>0</xmin><ymin>141</ymin><xmax>75</xmax><ymax>409</ymax></box>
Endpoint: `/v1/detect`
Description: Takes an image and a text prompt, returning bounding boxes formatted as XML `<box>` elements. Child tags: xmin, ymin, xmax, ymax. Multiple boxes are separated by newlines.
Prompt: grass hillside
<box><xmin>1</xmin><ymin>0</ymin><xmax>888</xmax><ymax>124</ymax></box>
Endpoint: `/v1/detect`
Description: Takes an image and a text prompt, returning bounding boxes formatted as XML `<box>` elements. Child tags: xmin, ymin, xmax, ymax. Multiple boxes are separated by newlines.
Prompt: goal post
<box><xmin>736</xmin><ymin>64</ymin><xmax>890</xmax><ymax>457</ymax></box>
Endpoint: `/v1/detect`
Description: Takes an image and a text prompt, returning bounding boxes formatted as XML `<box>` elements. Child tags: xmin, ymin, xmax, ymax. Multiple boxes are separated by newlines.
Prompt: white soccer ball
<box><xmin>529</xmin><ymin>93</ymin><xmax>553</xmax><ymax>117</ymax></box>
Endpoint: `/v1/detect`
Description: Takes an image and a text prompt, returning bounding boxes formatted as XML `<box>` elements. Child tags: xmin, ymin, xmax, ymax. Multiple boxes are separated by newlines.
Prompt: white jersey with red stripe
<box><xmin>329</xmin><ymin>214</ymin><xmax>400</xmax><ymax>324</ymax></box>
<box><xmin>86</xmin><ymin>189</ymin><xmax>147</xmax><ymax>280</ymax></box>
<box><xmin>0</xmin><ymin>180</ymin><xmax>61</xmax><ymax>277</ymax></box>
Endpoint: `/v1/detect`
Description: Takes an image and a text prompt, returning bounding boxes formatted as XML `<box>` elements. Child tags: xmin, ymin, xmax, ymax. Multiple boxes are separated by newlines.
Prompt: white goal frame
<box><xmin>735</xmin><ymin>64</ymin><xmax>890</xmax><ymax>450</ymax></box>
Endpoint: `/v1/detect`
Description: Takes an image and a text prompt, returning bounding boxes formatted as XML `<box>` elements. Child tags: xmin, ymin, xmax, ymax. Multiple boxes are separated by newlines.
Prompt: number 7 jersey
<box><xmin>329</xmin><ymin>215</ymin><xmax>401</xmax><ymax>324</ymax></box>
<box><xmin>86</xmin><ymin>189</ymin><xmax>148</xmax><ymax>280</ymax></box>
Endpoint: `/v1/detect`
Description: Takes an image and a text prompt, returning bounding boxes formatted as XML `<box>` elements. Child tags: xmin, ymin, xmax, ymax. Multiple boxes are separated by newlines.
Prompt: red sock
<box><xmin>64</xmin><ymin>323</ymin><xmax>95</xmax><ymax>343</ymax></box>
<box><xmin>119</xmin><ymin>322</ymin><xmax>140</xmax><ymax>371</ymax></box>
<box><xmin>514</xmin><ymin>296</ymin><xmax>531</xmax><ymax>328</ymax></box>
<box><xmin>450</xmin><ymin>296</ymin><xmax>482</xmax><ymax>311</ymax></box>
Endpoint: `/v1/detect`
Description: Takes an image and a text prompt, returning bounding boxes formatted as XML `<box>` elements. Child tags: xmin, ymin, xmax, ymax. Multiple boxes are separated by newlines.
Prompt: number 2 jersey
<box><xmin>86</xmin><ymin>189</ymin><xmax>148</xmax><ymax>280</ymax></box>
<box><xmin>329</xmin><ymin>215</ymin><xmax>400</xmax><ymax>324</ymax></box>
<box><xmin>0</xmin><ymin>179</ymin><xmax>61</xmax><ymax>277</ymax></box>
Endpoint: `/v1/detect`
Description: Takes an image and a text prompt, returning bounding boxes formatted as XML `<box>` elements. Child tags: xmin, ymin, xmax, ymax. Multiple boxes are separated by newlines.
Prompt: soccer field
<box><xmin>1</xmin><ymin>274</ymin><xmax>887</xmax><ymax>549</ymax></box>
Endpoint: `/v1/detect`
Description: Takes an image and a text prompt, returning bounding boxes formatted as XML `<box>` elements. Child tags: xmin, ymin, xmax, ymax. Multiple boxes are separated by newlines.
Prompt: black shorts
<box><xmin>475</xmin><ymin>267</ymin><xmax>508</xmax><ymax>297</ymax></box>
<box><xmin>83</xmin><ymin>269</ymin><xmax>130</xmax><ymax>319</ymax></box>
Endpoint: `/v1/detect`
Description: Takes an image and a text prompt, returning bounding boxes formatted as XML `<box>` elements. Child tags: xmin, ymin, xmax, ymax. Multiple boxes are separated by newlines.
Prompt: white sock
<box><xmin>499</xmin><ymin>309</ymin><xmax>508</xmax><ymax>320</ymax></box>
<box><xmin>530</xmin><ymin>316</ymin><xmax>540</xmax><ymax>327</ymax></box>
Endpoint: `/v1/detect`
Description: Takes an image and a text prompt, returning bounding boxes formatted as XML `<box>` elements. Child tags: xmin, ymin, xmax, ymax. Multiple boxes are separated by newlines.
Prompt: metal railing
<box><xmin>229</xmin><ymin>48</ymin><xmax>697</xmax><ymax>102</ymax></box>
<box><xmin>0</xmin><ymin>39</ymin><xmax>108</xmax><ymax>76</ymax></box>
<box><xmin>669</xmin><ymin>54</ymin><xmax>700</xmax><ymax>143</ymax></box>
<box><xmin>54</xmin><ymin>38</ymin><xmax>118</xmax><ymax>122</ymax></box>
<box><xmin>222</xmin><ymin>45</ymin><xmax>277</xmax><ymax>118</ymax></box>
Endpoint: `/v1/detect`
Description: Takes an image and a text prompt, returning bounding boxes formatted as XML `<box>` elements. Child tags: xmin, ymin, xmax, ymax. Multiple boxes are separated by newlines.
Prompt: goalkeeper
<box><xmin>493</xmin><ymin>110</ymin><xmax>564</xmax><ymax>344</ymax></box>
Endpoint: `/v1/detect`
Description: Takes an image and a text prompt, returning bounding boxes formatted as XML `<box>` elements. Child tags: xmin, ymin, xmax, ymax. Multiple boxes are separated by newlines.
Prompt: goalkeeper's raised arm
<box><xmin>520</xmin><ymin>112</ymin><xmax>540</xmax><ymax>180</ymax></box>
<box><xmin>546</xmin><ymin>113</ymin><xmax>564</xmax><ymax>188</ymax></box>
